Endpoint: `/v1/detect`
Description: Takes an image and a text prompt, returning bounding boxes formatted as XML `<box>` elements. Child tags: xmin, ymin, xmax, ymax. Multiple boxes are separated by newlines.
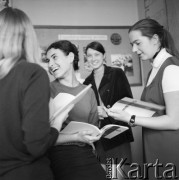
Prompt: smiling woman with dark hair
<box><xmin>45</xmin><ymin>40</ymin><xmax>106</xmax><ymax>180</ymax></box>
<box><xmin>83</xmin><ymin>41</ymin><xmax>133</xmax><ymax>180</ymax></box>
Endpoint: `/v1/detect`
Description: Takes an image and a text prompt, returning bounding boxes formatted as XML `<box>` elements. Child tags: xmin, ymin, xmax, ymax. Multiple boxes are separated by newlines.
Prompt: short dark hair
<box><xmin>85</xmin><ymin>41</ymin><xmax>105</xmax><ymax>55</ymax></box>
<box><xmin>46</xmin><ymin>40</ymin><xmax>79</xmax><ymax>70</ymax></box>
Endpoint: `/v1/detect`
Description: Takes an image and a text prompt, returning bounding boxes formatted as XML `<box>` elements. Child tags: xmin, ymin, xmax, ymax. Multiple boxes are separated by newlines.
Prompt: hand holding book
<box><xmin>107</xmin><ymin>107</ymin><xmax>131</xmax><ymax>124</ymax></box>
<box><xmin>77</xmin><ymin>130</ymin><xmax>101</xmax><ymax>145</ymax></box>
<box><xmin>49</xmin><ymin>84</ymin><xmax>92</xmax><ymax>131</ymax></box>
<box><xmin>97</xmin><ymin>105</ymin><xmax>108</xmax><ymax>119</ymax></box>
<box><xmin>105</xmin><ymin>97</ymin><xmax>165</xmax><ymax>125</ymax></box>
<box><xmin>102</xmin><ymin>103</ymin><xmax>131</xmax><ymax>123</ymax></box>
<box><xmin>60</xmin><ymin>121</ymin><xmax>128</xmax><ymax>139</ymax></box>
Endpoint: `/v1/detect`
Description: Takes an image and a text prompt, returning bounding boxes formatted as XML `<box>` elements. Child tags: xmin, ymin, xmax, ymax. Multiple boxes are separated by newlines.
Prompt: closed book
<box><xmin>111</xmin><ymin>97</ymin><xmax>165</xmax><ymax>117</ymax></box>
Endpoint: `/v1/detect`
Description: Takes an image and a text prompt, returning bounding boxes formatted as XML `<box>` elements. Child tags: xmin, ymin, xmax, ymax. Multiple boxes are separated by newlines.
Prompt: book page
<box><xmin>50</xmin><ymin>84</ymin><xmax>92</xmax><ymax>120</ymax></box>
<box><xmin>49</xmin><ymin>93</ymin><xmax>75</xmax><ymax>120</ymax></box>
<box><xmin>111</xmin><ymin>102</ymin><xmax>155</xmax><ymax>117</ymax></box>
<box><xmin>60</xmin><ymin>121</ymin><xmax>101</xmax><ymax>136</ymax></box>
<box><xmin>111</xmin><ymin>97</ymin><xmax>165</xmax><ymax>117</ymax></box>
<box><xmin>60</xmin><ymin>121</ymin><xmax>128</xmax><ymax>139</ymax></box>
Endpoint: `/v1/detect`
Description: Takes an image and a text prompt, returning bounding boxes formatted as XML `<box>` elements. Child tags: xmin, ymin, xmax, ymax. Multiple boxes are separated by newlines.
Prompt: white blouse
<box><xmin>146</xmin><ymin>48</ymin><xmax>179</xmax><ymax>93</ymax></box>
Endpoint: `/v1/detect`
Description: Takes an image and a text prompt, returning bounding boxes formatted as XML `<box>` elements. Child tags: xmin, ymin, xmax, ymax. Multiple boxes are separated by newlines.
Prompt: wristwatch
<box><xmin>128</xmin><ymin>115</ymin><xmax>136</xmax><ymax>127</ymax></box>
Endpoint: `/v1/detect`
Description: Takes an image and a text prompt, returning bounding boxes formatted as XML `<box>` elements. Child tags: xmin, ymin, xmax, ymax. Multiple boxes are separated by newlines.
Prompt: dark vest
<box><xmin>141</xmin><ymin>57</ymin><xmax>179</xmax><ymax>179</ymax></box>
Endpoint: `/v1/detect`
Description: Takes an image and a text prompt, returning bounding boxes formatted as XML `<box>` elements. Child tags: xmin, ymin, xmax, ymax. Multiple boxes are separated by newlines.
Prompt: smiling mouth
<box><xmin>91</xmin><ymin>61</ymin><xmax>99</xmax><ymax>65</ymax></box>
<box><xmin>50</xmin><ymin>67</ymin><xmax>59</xmax><ymax>73</ymax></box>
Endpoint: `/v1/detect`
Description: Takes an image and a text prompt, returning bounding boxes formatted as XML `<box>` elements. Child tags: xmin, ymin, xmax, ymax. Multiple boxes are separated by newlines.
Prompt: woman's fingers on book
<box><xmin>85</xmin><ymin>135</ymin><xmax>100</xmax><ymax>143</ymax></box>
<box><xmin>108</xmin><ymin>109</ymin><xmax>123</xmax><ymax>118</ymax></box>
<box><xmin>108</xmin><ymin>109</ymin><xmax>131</xmax><ymax>122</ymax></box>
<box><xmin>97</xmin><ymin>106</ymin><xmax>103</xmax><ymax>117</ymax></box>
<box><xmin>98</xmin><ymin>106</ymin><xmax>108</xmax><ymax>118</ymax></box>
<box><xmin>102</xmin><ymin>106</ymin><xmax>109</xmax><ymax>115</ymax></box>
<box><xmin>79</xmin><ymin>130</ymin><xmax>93</xmax><ymax>136</ymax></box>
<box><xmin>78</xmin><ymin>130</ymin><xmax>100</xmax><ymax>143</ymax></box>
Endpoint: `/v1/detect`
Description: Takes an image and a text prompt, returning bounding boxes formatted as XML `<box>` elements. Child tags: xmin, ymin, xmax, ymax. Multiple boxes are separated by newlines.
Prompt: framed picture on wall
<box><xmin>34</xmin><ymin>26</ymin><xmax>142</xmax><ymax>86</ymax></box>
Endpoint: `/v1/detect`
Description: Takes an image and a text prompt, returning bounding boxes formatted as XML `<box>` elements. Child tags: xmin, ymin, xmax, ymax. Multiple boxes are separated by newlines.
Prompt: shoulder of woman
<box><xmin>109</xmin><ymin>66</ymin><xmax>126</xmax><ymax>76</ymax></box>
<box><xmin>162</xmin><ymin>64</ymin><xmax>179</xmax><ymax>93</ymax></box>
<box><xmin>80</xmin><ymin>84</ymin><xmax>94</xmax><ymax>95</ymax></box>
<box><xmin>15</xmin><ymin>61</ymin><xmax>49</xmax><ymax>87</ymax></box>
<box><xmin>83</xmin><ymin>72</ymin><xmax>93</xmax><ymax>84</ymax></box>
<box><xmin>18</xmin><ymin>61</ymin><xmax>48</xmax><ymax>77</ymax></box>
<box><xmin>163</xmin><ymin>64</ymin><xmax>179</xmax><ymax>77</ymax></box>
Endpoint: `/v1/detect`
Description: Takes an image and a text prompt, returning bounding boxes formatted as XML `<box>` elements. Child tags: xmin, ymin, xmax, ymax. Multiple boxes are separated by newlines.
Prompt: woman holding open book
<box><xmin>45</xmin><ymin>40</ymin><xmax>106</xmax><ymax>180</ymax></box>
<box><xmin>108</xmin><ymin>19</ymin><xmax>179</xmax><ymax>179</ymax></box>
<box><xmin>83</xmin><ymin>41</ymin><xmax>134</xmax><ymax>179</ymax></box>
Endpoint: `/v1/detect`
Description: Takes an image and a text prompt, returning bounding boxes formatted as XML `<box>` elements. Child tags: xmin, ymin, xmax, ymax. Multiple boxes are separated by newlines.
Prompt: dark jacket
<box><xmin>84</xmin><ymin>65</ymin><xmax>134</xmax><ymax>150</ymax></box>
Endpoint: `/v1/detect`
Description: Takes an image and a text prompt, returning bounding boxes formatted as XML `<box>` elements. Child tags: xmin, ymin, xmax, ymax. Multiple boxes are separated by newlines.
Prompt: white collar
<box><xmin>151</xmin><ymin>48</ymin><xmax>172</xmax><ymax>69</ymax></box>
<box><xmin>146</xmin><ymin>48</ymin><xmax>172</xmax><ymax>86</ymax></box>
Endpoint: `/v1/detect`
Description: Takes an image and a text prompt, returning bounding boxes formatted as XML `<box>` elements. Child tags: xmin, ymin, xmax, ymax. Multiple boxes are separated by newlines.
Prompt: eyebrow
<box><xmin>130</xmin><ymin>40</ymin><xmax>139</xmax><ymax>46</ymax></box>
<box><xmin>51</xmin><ymin>53</ymin><xmax>56</xmax><ymax>58</ymax></box>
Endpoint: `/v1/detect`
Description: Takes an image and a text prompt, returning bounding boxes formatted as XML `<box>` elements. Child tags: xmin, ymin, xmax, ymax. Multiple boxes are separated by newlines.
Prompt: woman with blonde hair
<box><xmin>0</xmin><ymin>7</ymin><xmax>71</xmax><ymax>180</ymax></box>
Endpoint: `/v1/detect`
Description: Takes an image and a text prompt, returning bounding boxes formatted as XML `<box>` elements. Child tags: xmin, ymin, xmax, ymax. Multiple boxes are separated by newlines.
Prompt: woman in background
<box><xmin>108</xmin><ymin>18</ymin><xmax>179</xmax><ymax>179</ymax></box>
<box><xmin>0</xmin><ymin>7</ymin><xmax>71</xmax><ymax>180</ymax></box>
<box><xmin>83</xmin><ymin>41</ymin><xmax>134</xmax><ymax>179</ymax></box>
<box><xmin>45</xmin><ymin>40</ymin><xmax>106</xmax><ymax>180</ymax></box>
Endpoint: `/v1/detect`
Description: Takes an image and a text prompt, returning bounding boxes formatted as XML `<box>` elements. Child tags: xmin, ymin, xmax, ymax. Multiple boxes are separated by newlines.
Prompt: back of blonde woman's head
<box><xmin>0</xmin><ymin>7</ymin><xmax>41</xmax><ymax>79</ymax></box>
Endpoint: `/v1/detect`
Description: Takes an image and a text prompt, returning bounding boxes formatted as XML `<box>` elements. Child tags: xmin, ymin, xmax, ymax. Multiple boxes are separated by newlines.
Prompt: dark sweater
<box><xmin>0</xmin><ymin>61</ymin><xmax>58</xmax><ymax>179</ymax></box>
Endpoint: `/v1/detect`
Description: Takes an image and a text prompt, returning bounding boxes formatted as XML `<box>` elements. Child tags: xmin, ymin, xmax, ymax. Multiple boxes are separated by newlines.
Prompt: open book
<box><xmin>60</xmin><ymin>121</ymin><xmax>129</xmax><ymax>139</ymax></box>
<box><xmin>49</xmin><ymin>84</ymin><xmax>92</xmax><ymax>121</ymax></box>
<box><xmin>111</xmin><ymin>97</ymin><xmax>165</xmax><ymax>117</ymax></box>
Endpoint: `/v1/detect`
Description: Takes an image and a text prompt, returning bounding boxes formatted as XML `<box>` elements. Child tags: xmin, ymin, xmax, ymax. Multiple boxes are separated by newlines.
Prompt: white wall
<box><xmin>12</xmin><ymin>0</ymin><xmax>138</xmax><ymax>26</ymax></box>
<box><xmin>13</xmin><ymin>0</ymin><xmax>145</xmax><ymax>164</ymax></box>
